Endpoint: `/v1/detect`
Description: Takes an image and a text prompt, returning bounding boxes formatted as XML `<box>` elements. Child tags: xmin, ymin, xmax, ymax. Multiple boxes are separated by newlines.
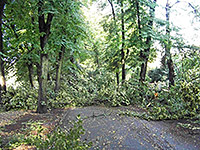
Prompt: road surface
<box><xmin>61</xmin><ymin>106</ymin><xmax>200</xmax><ymax>150</ymax></box>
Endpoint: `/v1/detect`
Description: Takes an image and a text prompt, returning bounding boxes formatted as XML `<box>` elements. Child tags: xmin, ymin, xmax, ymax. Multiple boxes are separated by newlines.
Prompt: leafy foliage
<box><xmin>2</xmin><ymin>84</ymin><xmax>37</xmax><ymax>111</ymax></box>
<box><xmin>45</xmin><ymin>69</ymin><xmax>152</xmax><ymax>108</ymax></box>
<box><xmin>148</xmin><ymin>67</ymin><xmax>167</xmax><ymax>83</ymax></box>
<box><xmin>143</xmin><ymin>80</ymin><xmax>199</xmax><ymax>120</ymax></box>
<box><xmin>5</xmin><ymin>116</ymin><xmax>92</xmax><ymax>150</ymax></box>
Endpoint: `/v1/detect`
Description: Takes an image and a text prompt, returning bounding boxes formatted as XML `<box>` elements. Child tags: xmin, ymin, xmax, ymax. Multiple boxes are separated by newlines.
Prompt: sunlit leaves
<box><xmin>2</xmin><ymin>0</ymin><xmax>89</xmax><ymax>83</ymax></box>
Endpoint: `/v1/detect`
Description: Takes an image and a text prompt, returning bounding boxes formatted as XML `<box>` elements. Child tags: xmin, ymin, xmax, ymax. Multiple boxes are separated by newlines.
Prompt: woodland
<box><xmin>0</xmin><ymin>0</ymin><xmax>200</xmax><ymax>149</ymax></box>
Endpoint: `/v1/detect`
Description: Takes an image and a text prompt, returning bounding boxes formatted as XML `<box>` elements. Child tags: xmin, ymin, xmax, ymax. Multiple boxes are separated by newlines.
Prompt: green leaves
<box><xmin>2</xmin><ymin>85</ymin><xmax>38</xmax><ymax>111</ymax></box>
<box><xmin>5</xmin><ymin>118</ymin><xmax>91</xmax><ymax>150</ymax></box>
<box><xmin>0</xmin><ymin>52</ymin><xmax>7</xmax><ymax>57</ymax></box>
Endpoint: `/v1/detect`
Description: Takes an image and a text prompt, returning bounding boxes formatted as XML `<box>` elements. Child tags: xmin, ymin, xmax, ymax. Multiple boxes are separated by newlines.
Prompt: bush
<box><xmin>180</xmin><ymin>80</ymin><xmax>200</xmax><ymax>112</ymax></box>
<box><xmin>2</xmin><ymin>84</ymin><xmax>37</xmax><ymax>111</ymax></box>
<box><xmin>145</xmin><ymin>79</ymin><xmax>200</xmax><ymax>120</ymax></box>
<box><xmin>148</xmin><ymin>67</ymin><xmax>167</xmax><ymax>83</ymax></box>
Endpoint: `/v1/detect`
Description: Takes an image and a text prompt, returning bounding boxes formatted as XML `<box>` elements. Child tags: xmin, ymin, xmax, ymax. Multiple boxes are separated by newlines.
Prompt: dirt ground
<box><xmin>0</xmin><ymin>108</ymin><xmax>65</xmax><ymax>149</ymax></box>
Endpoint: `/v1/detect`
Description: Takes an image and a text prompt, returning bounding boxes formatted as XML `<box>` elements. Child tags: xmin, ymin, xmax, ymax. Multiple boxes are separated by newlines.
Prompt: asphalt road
<box><xmin>61</xmin><ymin>106</ymin><xmax>200</xmax><ymax>150</ymax></box>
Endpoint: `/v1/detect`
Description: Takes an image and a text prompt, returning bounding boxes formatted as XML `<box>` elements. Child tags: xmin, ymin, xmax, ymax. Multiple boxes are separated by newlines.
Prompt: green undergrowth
<box><xmin>118</xmin><ymin>79</ymin><xmax>200</xmax><ymax>121</ymax></box>
<box><xmin>2</xmin><ymin>84</ymin><xmax>38</xmax><ymax>111</ymax></box>
<box><xmin>119</xmin><ymin>108</ymin><xmax>200</xmax><ymax>123</ymax></box>
<box><xmin>3</xmin><ymin>115</ymin><xmax>92</xmax><ymax>150</ymax></box>
<box><xmin>2</xmin><ymin>69</ymin><xmax>200</xmax><ymax>121</ymax></box>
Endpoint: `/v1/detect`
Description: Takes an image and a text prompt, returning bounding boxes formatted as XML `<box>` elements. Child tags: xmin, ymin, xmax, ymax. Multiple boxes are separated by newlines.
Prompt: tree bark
<box><xmin>165</xmin><ymin>0</ymin><xmax>175</xmax><ymax>87</ymax></box>
<box><xmin>167</xmin><ymin>57</ymin><xmax>175</xmax><ymax>87</ymax></box>
<box><xmin>37</xmin><ymin>54</ymin><xmax>48</xmax><ymax>113</ymax></box>
<box><xmin>27</xmin><ymin>62</ymin><xmax>34</xmax><ymax>88</ymax></box>
<box><xmin>139</xmin><ymin>36</ymin><xmax>151</xmax><ymax>82</ymax></box>
<box><xmin>55</xmin><ymin>46</ymin><xmax>64</xmax><ymax>92</ymax></box>
<box><xmin>136</xmin><ymin>0</ymin><xmax>146</xmax><ymax>82</ymax></box>
<box><xmin>136</xmin><ymin>0</ymin><xmax>142</xmax><ymax>41</ymax></box>
<box><xmin>121</xmin><ymin>0</ymin><xmax>126</xmax><ymax>83</ymax></box>
<box><xmin>107</xmin><ymin>0</ymin><xmax>120</xmax><ymax>85</ymax></box>
<box><xmin>0</xmin><ymin>0</ymin><xmax>6</xmax><ymax>105</ymax></box>
<box><xmin>0</xmin><ymin>0</ymin><xmax>6</xmax><ymax>91</ymax></box>
<box><xmin>108</xmin><ymin>0</ymin><xmax>116</xmax><ymax>20</ymax></box>
<box><xmin>139</xmin><ymin>0</ymin><xmax>157</xmax><ymax>82</ymax></box>
<box><xmin>37</xmin><ymin>0</ymin><xmax>53</xmax><ymax>113</ymax></box>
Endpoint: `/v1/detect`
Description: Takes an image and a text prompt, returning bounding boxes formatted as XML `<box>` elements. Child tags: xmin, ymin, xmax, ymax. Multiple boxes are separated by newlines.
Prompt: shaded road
<box><xmin>61</xmin><ymin>106</ymin><xmax>200</xmax><ymax>150</ymax></box>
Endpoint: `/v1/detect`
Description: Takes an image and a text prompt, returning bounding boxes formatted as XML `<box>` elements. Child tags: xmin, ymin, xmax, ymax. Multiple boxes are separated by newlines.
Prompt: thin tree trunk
<box><xmin>121</xmin><ymin>0</ymin><xmax>126</xmax><ymax>83</ymax></box>
<box><xmin>139</xmin><ymin>0</ymin><xmax>157</xmax><ymax>82</ymax></box>
<box><xmin>108</xmin><ymin>0</ymin><xmax>120</xmax><ymax>85</ymax></box>
<box><xmin>167</xmin><ymin>57</ymin><xmax>175</xmax><ymax>87</ymax></box>
<box><xmin>108</xmin><ymin>0</ymin><xmax>116</xmax><ymax>20</ymax></box>
<box><xmin>0</xmin><ymin>0</ymin><xmax>6</xmax><ymax>91</ymax></box>
<box><xmin>139</xmin><ymin>37</ymin><xmax>151</xmax><ymax>82</ymax></box>
<box><xmin>27</xmin><ymin>62</ymin><xmax>34</xmax><ymax>87</ymax></box>
<box><xmin>165</xmin><ymin>0</ymin><xmax>175</xmax><ymax>87</ymax></box>
<box><xmin>0</xmin><ymin>0</ymin><xmax>6</xmax><ymax>105</ymax></box>
<box><xmin>116</xmin><ymin>71</ymin><xmax>119</xmax><ymax>85</ymax></box>
<box><xmin>55</xmin><ymin>46</ymin><xmax>64</xmax><ymax>92</ymax></box>
<box><xmin>136</xmin><ymin>0</ymin><xmax>142</xmax><ymax>41</ymax></box>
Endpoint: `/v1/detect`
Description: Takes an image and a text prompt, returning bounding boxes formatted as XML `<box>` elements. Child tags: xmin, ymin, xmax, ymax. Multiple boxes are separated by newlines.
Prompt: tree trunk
<box><xmin>136</xmin><ymin>0</ymin><xmax>147</xmax><ymax>82</ymax></box>
<box><xmin>27</xmin><ymin>62</ymin><xmax>34</xmax><ymax>87</ymax></box>
<box><xmin>108</xmin><ymin>0</ymin><xmax>120</xmax><ymax>86</ymax></box>
<box><xmin>140</xmin><ymin>57</ymin><xmax>148</xmax><ymax>82</ymax></box>
<box><xmin>108</xmin><ymin>0</ymin><xmax>116</xmax><ymax>20</ymax></box>
<box><xmin>136</xmin><ymin>0</ymin><xmax>142</xmax><ymax>41</ymax></box>
<box><xmin>0</xmin><ymin>0</ymin><xmax>6</xmax><ymax>91</ymax></box>
<box><xmin>167</xmin><ymin>57</ymin><xmax>175</xmax><ymax>87</ymax></box>
<box><xmin>139</xmin><ymin>0</ymin><xmax>157</xmax><ymax>82</ymax></box>
<box><xmin>136</xmin><ymin>0</ymin><xmax>148</xmax><ymax>82</ymax></box>
<box><xmin>165</xmin><ymin>0</ymin><xmax>175</xmax><ymax>87</ymax></box>
<box><xmin>37</xmin><ymin>0</ymin><xmax>53</xmax><ymax>113</ymax></box>
<box><xmin>0</xmin><ymin>0</ymin><xmax>6</xmax><ymax>105</ymax></box>
<box><xmin>37</xmin><ymin>54</ymin><xmax>48</xmax><ymax>113</ymax></box>
<box><xmin>139</xmin><ymin>37</ymin><xmax>151</xmax><ymax>82</ymax></box>
<box><xmin>55</xmin><ymin>46</ymin><xmax>64</xmax><ymax>92</ymax></box>
<box><xmin>121</xmin><ymin>0</ymin><xmax>126</xmax><ymax>83</ymax></box>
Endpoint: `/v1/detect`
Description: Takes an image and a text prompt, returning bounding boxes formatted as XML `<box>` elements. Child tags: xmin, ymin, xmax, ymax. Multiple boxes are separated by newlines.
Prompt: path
<box><xmin>61</xmin><ymin>106</ymin><xmax>200</xmax><ymax>150</ymax></box>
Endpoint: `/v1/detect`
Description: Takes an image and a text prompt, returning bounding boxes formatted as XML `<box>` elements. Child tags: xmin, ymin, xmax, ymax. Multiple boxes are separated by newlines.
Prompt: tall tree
<box><xmin>162</xmin><ymin>0</ymin><xmax>198</xmax><ymax>87</ymax></box>
<box><xmin>55</xmin><ymin>45</ymin><xmax>64</xmax><ymax>91</ymax></box>
<box><xmin>107</xmin><ymin>0</ymin><xmax>120</xmax><ymax>85</ymax></box>
<box><xmin>165</xmin><ymin>0</ymin><xmax>175</xmax><ymax>87</ymax></box>
<box><xmin>0</xmin><ymin>0</ymin><xmax>7</xmax><ymax>104</ymax></box>
<box><xmin>2</xmin><ymin>0</ymin><xmax>88</xmax><ymax>111</ymax></box>
<box><xmin>121</xmin><ymin>0</ymin><xmax>126</xmax><ymax>83</ymax></box>
<box><xmin>37</xmin><ymin>0</ymin><xmax>54</xmax><ymax>113</ymax></box>
<box><xmin>2</xmin><ymin>1</ymin><xmax>37</xmax><ymax>88</ymax></box>
<box><xmin>52</xmin><ymin>0</ymin><xmax>88</xmax><ymax>91</ymax></box>
<box><xmin>139</xmin><ymin>0</ymin><xmax>157</xmax><ymax>82</ymax></box>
